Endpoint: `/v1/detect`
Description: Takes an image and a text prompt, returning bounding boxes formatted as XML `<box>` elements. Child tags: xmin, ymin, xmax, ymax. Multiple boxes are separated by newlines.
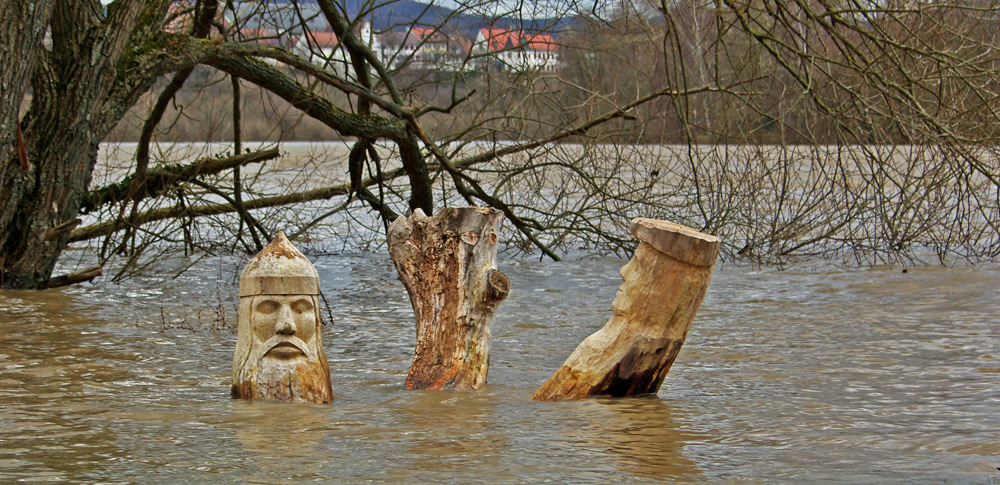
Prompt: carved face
<box><xmin>611</xmin><ymin>243</ymin><xmax>675</xmax><ymax>319</ymax></box>
<box><xmin>610</xmin><ymin>242</ymin><xmax>692</xmax><ymax>328</ymax></box>
<box><xmin>611</xmin><ymin>256</ymin><xmax>641</xmax><ymax>315</ymax></box>
<box><xmin>232</xmin><ymin>294</ymin><xmax>332</xmax><ymax>403</ymax></box>
<box><xmin>251</xmin><ymin>295</ymin><xmax>319</xmax><ymax>361</ymax></box>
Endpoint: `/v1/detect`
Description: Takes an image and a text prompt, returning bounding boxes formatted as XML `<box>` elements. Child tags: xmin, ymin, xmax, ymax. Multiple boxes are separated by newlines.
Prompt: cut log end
<box><xmin>487</xmin><ymin>269</ymin><xmax>510</xmax><ymax>301</ymax></box>
<box><xmin>628</xmin><ymin>218</ymin><xmax>720</xmax><ymax>267</ymax></box>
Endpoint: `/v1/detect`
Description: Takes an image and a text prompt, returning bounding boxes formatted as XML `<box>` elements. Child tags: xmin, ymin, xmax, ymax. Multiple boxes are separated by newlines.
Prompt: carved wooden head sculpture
<box><xmin>532</xmin><ymin>218</ymin><xmax>719</xmax><ymax>401</ymax></box>
<box><xmin>610</xmin><ymin>218</ymin><xmax>720</xmax><ymax>319</ymax></box>
<box><xmin>232</xmin><ymin>231</ymin><xmax>333</xmax><ymax>403</ymax></box>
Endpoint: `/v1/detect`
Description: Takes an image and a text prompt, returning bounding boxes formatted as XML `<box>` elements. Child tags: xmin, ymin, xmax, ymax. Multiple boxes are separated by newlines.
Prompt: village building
<box><xmin>280</xmin><ymin>22</ymin><xmax>561</xmax><ymax>77</ymax></box>
<box><xmin>472</xmin><ymin>29</ymin><xmax>560</xmax><ymax>73</ymax></box>
<box><xmin>379</xmin><ymin>27</ymin><xmax>473</xmax><ymax>72</ymax></box>
<box><xmin>293</xmin><ymin>23</ymin><xmax>381</xmax><ymax>80</ymax></box>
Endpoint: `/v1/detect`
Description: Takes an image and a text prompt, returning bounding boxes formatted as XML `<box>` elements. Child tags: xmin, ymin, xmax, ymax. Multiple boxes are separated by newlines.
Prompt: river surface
<box><xmin>0</xmin><ymin>253</ymin><xmax>998</xmax><ymax>482</ymax></box>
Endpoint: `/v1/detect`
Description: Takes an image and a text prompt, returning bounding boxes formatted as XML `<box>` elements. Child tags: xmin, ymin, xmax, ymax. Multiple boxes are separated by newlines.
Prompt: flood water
<box><xmin>0</xmin><ymin>252</ymin><xmax>998</xmax><ymax>482</ymax></box>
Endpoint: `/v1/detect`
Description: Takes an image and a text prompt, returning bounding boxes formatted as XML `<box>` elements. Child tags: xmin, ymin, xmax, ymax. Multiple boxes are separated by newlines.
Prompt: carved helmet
<box><xmin>239</xmin><ymin>231</ymin><xmax>319</xmax><ymax>297</ymax></box>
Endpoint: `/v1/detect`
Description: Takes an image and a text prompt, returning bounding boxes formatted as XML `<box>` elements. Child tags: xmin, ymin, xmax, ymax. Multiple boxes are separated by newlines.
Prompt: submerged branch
<box><xmin>70</xmin><ymin>165</ymin><xmax>408</xmax><ymax>243</ymax></box>
<box><xmin>40</xmin><ymin>265</ymin><xmax>103</xmax><ymax>289</ymax></box>
<box><xmin>81</xmin><ymin>148</ymin><xmax>280</xmax><ymax>213</ymax></box>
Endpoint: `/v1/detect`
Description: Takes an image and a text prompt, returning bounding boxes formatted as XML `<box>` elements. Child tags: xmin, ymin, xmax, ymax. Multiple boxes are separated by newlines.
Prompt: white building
<box><xmin>293</xmin><ymin>23</ymin><xmax>381</xmax><ymax>80</ymax></box>
<box><xmin>379</xmin><ymin>27</ymin><xmax>473</xmax><ymax>72</ymax></box>
<box><xmin>472</xmin><ymin>29</ymin><xmax>559</xmax><ymax>73</ymax></box>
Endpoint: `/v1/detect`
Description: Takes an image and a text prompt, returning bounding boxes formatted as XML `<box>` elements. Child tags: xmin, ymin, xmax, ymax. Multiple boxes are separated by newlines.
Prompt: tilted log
<box><xmin>232</xmin><ymin>231</ymin><xmax>333</xmax><ymax>403</ymax></box>
<box><xmin>388</xmin><ymin>207</ymin><xmax>510</xmax><ymax>390</ymax></box>
<box><xmin>532</xmin><ymin>218</ymin><xmax>719</xmax><ymax>401</ymax></box>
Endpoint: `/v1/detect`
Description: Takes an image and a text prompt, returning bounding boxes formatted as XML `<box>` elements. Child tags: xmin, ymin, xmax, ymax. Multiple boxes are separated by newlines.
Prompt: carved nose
<box><xmin>277</xmin><ymin>317</ymin><xmax>296</xmax><ymax>335</ymax></box>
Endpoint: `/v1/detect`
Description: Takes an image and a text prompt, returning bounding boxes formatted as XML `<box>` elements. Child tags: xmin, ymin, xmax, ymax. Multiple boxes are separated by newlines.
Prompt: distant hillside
<box><xmin>343</xmin><ymin>0</ymin><xmax>573</xmax><ymax>34</ymax></box>
<box><xmin>238</xmin><ymin>0</ymin><xmax>574</xmax><ymax>37</ymax></box>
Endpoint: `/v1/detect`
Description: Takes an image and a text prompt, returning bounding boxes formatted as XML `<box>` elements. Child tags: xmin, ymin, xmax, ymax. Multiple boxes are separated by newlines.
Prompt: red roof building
<box><xmin>473</xmin><ymin>29</ymin><xmax>560</xmax><ymax>72</ymax></box>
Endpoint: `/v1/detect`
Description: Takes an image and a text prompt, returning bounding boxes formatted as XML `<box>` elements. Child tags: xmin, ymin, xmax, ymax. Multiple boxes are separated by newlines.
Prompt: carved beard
<box><xmin>232</xmin><ymin>297</ymin><xmax>333</xmax><ymax>404</ymax></box>
<box><xmin>233</xmin><ymin>355</ymin><xmax>332</xmax><ymax>404</ymax></box>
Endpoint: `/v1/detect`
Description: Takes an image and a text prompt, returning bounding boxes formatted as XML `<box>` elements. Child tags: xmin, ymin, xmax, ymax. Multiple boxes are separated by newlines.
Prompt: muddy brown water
<box><xmin>0</xmin><ymin>253</ymin><xmax>998</xmax><ymax>482</ymax></box>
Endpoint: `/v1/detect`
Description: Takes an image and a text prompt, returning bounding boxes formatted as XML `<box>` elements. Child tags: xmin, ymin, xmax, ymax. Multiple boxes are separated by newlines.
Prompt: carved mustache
<box><xmin>247</xmin><ymin>335</ymin><xmax>316</xmax><ymax>364</ymax></box>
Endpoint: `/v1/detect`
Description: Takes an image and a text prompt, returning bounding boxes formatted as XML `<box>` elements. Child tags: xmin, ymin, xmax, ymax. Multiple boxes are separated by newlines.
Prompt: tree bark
<box><xmin>388</xmin><ymin>207</ymin><xmax>510</xmax><ymax>390</ymax></box>
<box><xmin>0</xmin><ymin>0</ymin><xmax>54</xmax><ymax>287</ymax></box>
<box><xmin>0</xmin><ymin>0</ymin><xmax>51</xmax><ymax>167</ymax></box>
<box><xmin>532</xmin><ymin>218</ymin><xmax>719</xmax><ymax>401</ymax></box>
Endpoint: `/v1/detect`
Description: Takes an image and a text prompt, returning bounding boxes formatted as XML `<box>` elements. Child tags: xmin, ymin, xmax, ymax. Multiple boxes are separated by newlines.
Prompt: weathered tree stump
<box><xmin>532</xmin><ymin>218</ymin><xmax>719</xmax><ymax>401</ymax></box>
<box><xmin>232</xmin><ymin>231</ymin><xmax>333</xmax><ymax>403</ymax></box>
<box><xmin>388</xmin><ymin>207</ymin><xmax>510</xmax><ymax>390</ymax></box>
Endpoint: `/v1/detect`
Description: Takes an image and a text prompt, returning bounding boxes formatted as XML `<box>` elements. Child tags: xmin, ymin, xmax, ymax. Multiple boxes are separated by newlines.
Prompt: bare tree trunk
<box><xmin>0</xmin><ymin>0</ymin><xmax>195</xmax><ymax>288</ymax></box>
<box><xmin>532</xmin><ymin>218</ymin><xmax>719</xmax><ymax>401</ymax></box>
<box><xmin>388</xmin><ymin>207</ymin><xmax>510</xmax><ymax>390</ymax></box>
<box><xmin>0</xmin><ymin>0</ymin><xmax>50</xmax><ymax>164</ymax></box>
<box><xmin>1</xmin><ymin>127</ymin><xmax>105</xmax><ymax>288</ymax></box>
<box><xmin>0</xmin><ymin>0</ymin><xmax>54</xmax><ymax>287</ymax></box>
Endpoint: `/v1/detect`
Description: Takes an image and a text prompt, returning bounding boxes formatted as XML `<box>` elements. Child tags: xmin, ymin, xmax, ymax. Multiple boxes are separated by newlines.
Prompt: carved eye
<box><xmin>256</xmin><ymin>299</ymin><xmax>280</xmax><ymax>314</ymax></box>
<box><xmin>291</xmin><ymin>298</ymin><xmax>313</xmax><ymax>314</ymax></box>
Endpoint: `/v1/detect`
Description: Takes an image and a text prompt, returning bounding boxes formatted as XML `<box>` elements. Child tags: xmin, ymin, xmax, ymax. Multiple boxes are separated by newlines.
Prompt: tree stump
<box><xmin>532</xmin><ymin>218</ymin><xmax>719</xmax><ymax>401</ymax></box>
<box><xmin>388</xmin><ymin>207</ymin><xmax>510</xmax><ymax>390</ymax></box>
<box><xmin>232</xmin><ymin>231</ymin><xmax>333</xmax><ymax>403</ymax></box>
